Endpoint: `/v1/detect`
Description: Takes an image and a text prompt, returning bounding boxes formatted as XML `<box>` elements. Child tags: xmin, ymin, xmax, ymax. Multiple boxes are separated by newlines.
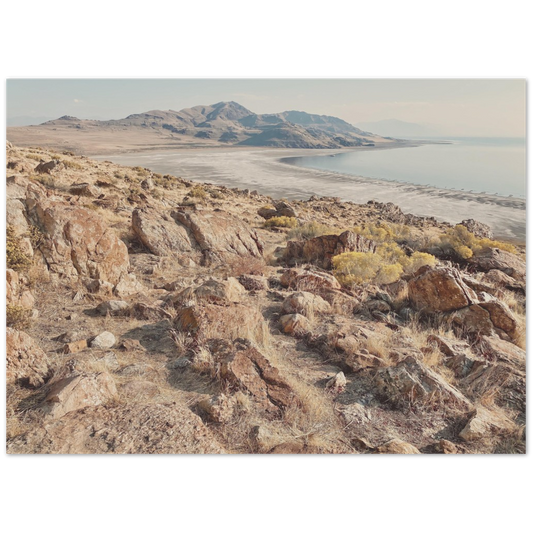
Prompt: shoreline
<box><xmin>95</xmin><ymin>145</ymin><xmax>524</xmax><ymax>242</ymax></box>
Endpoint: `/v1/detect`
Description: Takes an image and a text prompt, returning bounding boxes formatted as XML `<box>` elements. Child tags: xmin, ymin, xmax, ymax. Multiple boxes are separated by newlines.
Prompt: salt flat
<box><xmin>100</xmin><ymin>147</ymin><xmax>526</xmax><ymax>241</ymax></box>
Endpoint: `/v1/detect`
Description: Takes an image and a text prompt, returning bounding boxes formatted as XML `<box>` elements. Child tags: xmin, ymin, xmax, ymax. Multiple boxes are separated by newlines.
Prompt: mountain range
<box><xmin>35</xmin><ymin>101</ymin><xmax>386</xmax><ymax>149</ymax></box>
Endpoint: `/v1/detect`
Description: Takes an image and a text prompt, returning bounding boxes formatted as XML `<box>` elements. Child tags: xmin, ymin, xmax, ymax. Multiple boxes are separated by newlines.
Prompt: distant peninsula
<box><xmin>6</xmin><ymin>101</ymin><xmax>402</xmax><ymax>155</ymax></box>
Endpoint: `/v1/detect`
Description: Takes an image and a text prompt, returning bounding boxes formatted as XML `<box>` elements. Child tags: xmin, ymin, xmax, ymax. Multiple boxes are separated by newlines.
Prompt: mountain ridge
<box><xmin>36</xmin><ymin>101</ymin><xmax>388</xmax><ymax>149</ymax></box>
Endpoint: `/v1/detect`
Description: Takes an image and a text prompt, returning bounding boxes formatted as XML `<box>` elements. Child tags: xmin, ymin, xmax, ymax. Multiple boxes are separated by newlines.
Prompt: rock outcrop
<box><xmin>7</xmin><ymin>403</ymin><xmax>225</xmax><ymax>454</ymax></box>
<box><xmin>468</xmin><ymin>248</ymin><xmax>526</xmax><ymax>283</ymax></box>
<box><xmin>6</xmin><ymin>328</ymin><xmax>51</xmax><ymax>388</ymax></box>
<box><xmin>42</xmin><ymin>372</ymin><xmax>118</xmax><ymax>419</ymax></box>
<box><xmin>375</xmin><ymin>356</ymin><xmax>472</xmax><ymax>411</ymax></box>
<box><xmin>29</xmin><ymin>198</ymin><xmax>130</xmax><ymax>286</ymax></box>
<box><xmin>408</xmin><ymin>266</ymin><xmax>477</xmax><ymax>313</ymax></box>
<box><xmin>458</xmin><ymin>219</ymin><xmax>494</xmax><ymax>239</ymax></box>
<box><xmin>132</xmin><ymin>207</ymin><xmax>264</xmax><ymax>264</ymax></box>
<box><xmin>284</xmin><ymin>230</ymin><xmax>377</xmax><ymax>269</ymax></box>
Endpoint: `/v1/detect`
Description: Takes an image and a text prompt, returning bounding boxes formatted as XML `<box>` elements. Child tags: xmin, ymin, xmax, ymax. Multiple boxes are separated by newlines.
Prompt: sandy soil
<box><xmin>98</xmin><ymin>147</ymin><xmax>526</xmax><ymax>241</ymax></box>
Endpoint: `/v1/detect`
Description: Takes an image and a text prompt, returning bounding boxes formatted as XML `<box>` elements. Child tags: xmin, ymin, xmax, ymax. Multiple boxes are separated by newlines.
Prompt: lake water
<box><xmin>281</xmin><ymin>137</ymin><xmax>526</xmax><ymax>198</ymax></box>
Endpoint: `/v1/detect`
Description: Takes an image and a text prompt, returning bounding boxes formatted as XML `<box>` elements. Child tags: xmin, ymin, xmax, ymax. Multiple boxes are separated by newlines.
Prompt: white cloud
<box><xmin>73</xmin><ymin>99</ymin><xmax>82</xmax><ymax>103</ymax></box>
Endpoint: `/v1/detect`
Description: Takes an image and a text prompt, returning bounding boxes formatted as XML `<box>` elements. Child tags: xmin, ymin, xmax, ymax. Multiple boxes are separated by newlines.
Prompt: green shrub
<box><xmin>6</xmin><ymin>226</ymin><xmax>32</xmax><ymax>272</ymax></box>
<box><xmin>263</xmin><ymin>216</ymin><xmax>299</xmax><ymax>229</ymax></box>
<box><xmin>439</xmin><ymin>225</ymin><xmax>516</xmax><ymax>259</ymax></box>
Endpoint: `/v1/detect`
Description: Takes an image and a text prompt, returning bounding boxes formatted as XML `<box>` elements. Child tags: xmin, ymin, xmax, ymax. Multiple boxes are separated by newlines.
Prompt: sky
<box><xmin>6</xmin><ymin>79</ymin><xmax>526</xmax><ymax>137</ymax></box>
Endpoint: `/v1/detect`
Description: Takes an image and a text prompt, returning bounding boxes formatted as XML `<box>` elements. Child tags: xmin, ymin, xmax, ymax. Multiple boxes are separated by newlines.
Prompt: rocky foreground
<box><xmin>6</xmin><ymin>142</ymin><xmax>526</xmax><ymax>454</ymax></box>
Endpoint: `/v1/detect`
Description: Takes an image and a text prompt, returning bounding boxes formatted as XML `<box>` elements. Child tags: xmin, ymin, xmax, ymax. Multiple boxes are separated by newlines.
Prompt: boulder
<box><xmin>7</xmin><ymin>403</ymin><xmax>225</xmax><ymax>454</ymax></box>
<box><xmin>285</xmin><ymin>230</ymin><xmax>377</xmax><ymax>269</ymax></box>
<box><xmin>42</xmin><ymin>372</ymin><xmax>117</xmax><ymax>419</ymax></box>
<box><xmin>437</xmin><ymin>440</ymin><xmax>458</xmax><ymax>454</ymax></box>
<box><xmin>375</xmin><ymin>438</ymin><xmax>421</xmax><ymax>454</ymax></box>
<box><xmin>172</xmin><ymin>208</ymin><xmax>264</xmax><ymax>263</ymax></box>
<box><xmin>6</xmin><ymin>269</ymin><xmax>34</xmax><ymax>310</ymax></box>
<box><xmin>193</xmin><ymin>277</ymin><xmax>245</xmax><ymax>304</ymax></box>
<box><xmin>34</xmin><ymin>159</ymin><xmax>60</xmax><ymax>174</ymax></box>
<box><xmin>280</xmin><ymin>268</ymin><xmax>341</xmax><ymax>292</ymax></box>
<box><xmin>469</xmin><ymin>248</ymin><xmax>525</xmax><ymax>283</ymax></box>
<box><xmin>238</xmin><ymin>274</ymin><xmax>269</xmax><ymax>292</ymax></box>
<box><xmin>459</xmin><ymin>407</ymin><xmax>515</xmax><ymax>442</ymax></box>
<box><xmin>128</xmin><ymin>303</ymin><xmax>173</xmax><ymax>321</ymax></box>
<box><xmin>408</xmin><ymin>266</ymin><xmax>477</xmax><ymax>313</ymax></box>
<box><xmin>63</xmin><ymin>339</ymin><xmax>88</xmax><ymax>354</ymax></box>
<box><xmin>427</xmin><ymin>334</ymin><xmax>483</xmax><ymax>377</ymax></box>
<box><xmin>69</xmin><ymin>182</ymin><xmax>99</xmax><ymax>197</ymax></box>
<box><xmin>90</xmin><ymin>332</ymin><xmax>116</xmax><ymax>349</ymax></box>
<box><xmin>220</xmin><ymin>344</ymin><xmax>294</xmax><ymax>414</ymax></box>
<box><xmin>326</xmin><ymin>372</ymin><xmax>347</xmax><ymax>391</ymax></box>
<box><xmin>198</xmin><ymin>394</ymin><xmax>236</xmax><ymax>423</ymax></box>
<box><xmin>131</xmin><ymin>207</ymin><xmax>194</xmax><ymax>256</ymax></box>
<box><xmin>132</xmin><ymin>207</ymin><xmax>264</xmax><ymax>264</ymax></box>
<box><xmin>345</xmin><ymin>351</ymin><xmax>386</xmax><ymax>372</ymax></box>
<box><xmin>281</xmin><ymin>291</ymin><xmax>331</xmax><ymax>317</ymax></box>
<box><xmin>258</xmin><ymin>201</ymin><xmax>297</xmax><ymax>220</ymax></box>
<box><xmin>28</xmin><ymin>198</ymin><xmax>129</xmax><ymax>286</ymax></box>
<box><xmin>96</xmin><ymin>300</ymin><xmax>129</xmax><ymax>316</ymax></box>
<box><xmin>174</xmin><ymin>303</ymin><xmax>265</xmax><ymax>342</ymax></box>
<box><xmin>458</xmin><ymin>219</ymin><xmax>494</xmax><ymax>239</ymax></box>
<box><xmin>482</xmin><ymin>269</ymin><xmax>525</xmax><ymax>294</ymax></box>
<box><xmin>452</xmin><ymin>305</ymin><xmax>495</xmax><ymax>336</ymax></box>
<box><xmin>279</xmin><ymin>313</ymin><xmax>312</xmax><ymax>336</ymax></box>
<box><xmin>6</xmin><ymin>328</ymin><xmax>51</xmax><ymax>388</ymax></box>
<box><xmin>478</xmin><ymin>300</ymin><xmax>518</xmax><ymax>336</ymax></box>
<box><xmin>375</xmin><ymin>356</ymin><xmax>472</xmax><ymax>411</ymax></box>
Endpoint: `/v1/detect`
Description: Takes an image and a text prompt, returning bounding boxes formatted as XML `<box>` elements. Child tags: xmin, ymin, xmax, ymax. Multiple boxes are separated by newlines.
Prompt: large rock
<box><xmin>6</xmin><ymin>328</ymin><xmax>51</xmax><ymax>388</ymax></box>
<box><xmin>90</xmin><ymin>332</ymin><xmax>116</xmax><ymax>349</ymax></box>
<box><xmin>174</xmin><ymin>302</ymin><xmax>265</xmax><ymax>342</ymax></box>
<box><xmin>375</xmin><ymin>356</ymin><xmax>472</xmax><ymax>411</ymax></box>
<box><xmin>28</xmin><ymin>198</ymin><xmax>129</xmax><ymax>286</ymax></box>
<box><xmin>459</xmin><ymin>407</ymin><xmax>515</xmax><ymax>441</ymax></box>
<box><xmin>375</xmin><ymin>438</ymin><xmax>421</xmax><ymax>454</ymax></box>
<box><xmin>7</xmin><ymin>403</ymin><xmax>225</xmax><ymax>454</ymax></box>
<box><xmin>192</xmin><ymin>278</ymin><xmax>245</xmax><ymax>304</ymax></box>
<box><xmin>279</xmin><ymin>313</ymin><xmax>312</xmax><ymax>336</ymax></box>
<box><xmin>42</xmin><ymin>372</ymin><xmax>118</xmax><ymax>419</ymax></box>
<box><xmin>132</xmin><ymin>207</ymin><xmax>264</xmax><ymax>264</ymax></box>
<box><xmin>285</xmin><ymin>230</ymin><xmax>377</xmax><ymax>269</ymax></box>
<box><xmin>408</xmin><ymin>266</ymin><xmax>477</xmax><ymax>313</ymax></box>
<box><xmin>132</xmin><ymin>207</ymin><xmax>194</xmax><ymax>256</ymax></box>
<box><xmin>6</xmin><ymin>269</ymin><xmax>34</xmax><ymax>309</ymax></box>
<box><xmin>34</xmin><ymin>159</ymin><xmax>60</xmax><ymax>174</ymax></box>
<box><xmin>280</xmin><ymin>268</ymin><xmax>341</xmax><ymax>292</ymax></box>
<box><xmin>220</xmin><ymin>343</ymin><xmax>294</xmax><ymax>414</ymax></box>
<box><xmin>258</xmin><ymin>200</ymin><xmax>297</xmax><ymax>220</ymax></box>
<box><xmin>458</xmin><ymin>219</ymin><xmax>494</xmax><ymax>239</ymax></box>
<box><xmin>469</xmin><ymin>248</ymin><xmax>525</xmax><ymax>283</ymax></box>
<box><xmin>173</xmin><ymin>208</ymin><xmax>264</xmax><ymax>263</ymax></box>
<box><xmin>281</xmin><ymin>291</ymin><xmax>331</xmax><ymax>317</ymax></box>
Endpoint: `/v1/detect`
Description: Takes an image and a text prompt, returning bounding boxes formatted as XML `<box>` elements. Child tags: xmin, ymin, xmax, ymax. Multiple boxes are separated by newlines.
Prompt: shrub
<box><xmin>439</xmin><ymin>225</ymin><xmax>516</xmax><ymax>259</ymax></box>
<box><xmin>62</xmin><ymin>159</ymin><xmax>84</xmax><ymax>170</ymax></box>
<box><xmin>263</xmin><ymin>216</ymin><xmax>298</xmax><ymax>229</ymax></box>
<box><xmin>189</xmin><ymin>185</ymin><xmax>207</xmax><ymax>199</ymax></box>
<box><xmin>6</xmin><ymin>305</ymin><xmax>32</xmax><ymax>330</ymax></box>
<box><xmin>333</xmin><ymin>245</ymin><xmax>437</xmax><ymax>287</ymax></box>
<box><xmin>287</xmin><ymin>221</ymin><xmax>340</xmax><ymax>240</ymax></box>
<box><xmin>6</xmin><ymin>226</ymin><xmax>32</xmax><ymax>272</ymax></box>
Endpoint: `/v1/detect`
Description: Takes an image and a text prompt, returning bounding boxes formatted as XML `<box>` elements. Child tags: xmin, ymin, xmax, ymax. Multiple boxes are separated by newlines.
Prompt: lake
<box><xmin>281</xmin><ymin>137</ymin><xmax>526</xmax><ymax>198</ymax></box>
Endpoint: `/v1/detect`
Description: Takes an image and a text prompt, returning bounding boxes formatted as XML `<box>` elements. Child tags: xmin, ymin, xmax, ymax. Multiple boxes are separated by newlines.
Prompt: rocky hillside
<box><xmin>6</xmin><ymin>142</ymin><xmax>526</xmax><ymax>454</ymax></box>
<box><xmin>7</xmin><ymin>102</ymin><xmax>393</xmax><ymax>154</ymax></box>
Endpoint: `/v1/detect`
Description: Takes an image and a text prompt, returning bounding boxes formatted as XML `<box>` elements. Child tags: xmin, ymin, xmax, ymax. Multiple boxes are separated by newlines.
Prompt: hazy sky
<box><xmin>6</xmin><ymin>79</ymin><xmax>526</xmax><ymax>136</ymax></box>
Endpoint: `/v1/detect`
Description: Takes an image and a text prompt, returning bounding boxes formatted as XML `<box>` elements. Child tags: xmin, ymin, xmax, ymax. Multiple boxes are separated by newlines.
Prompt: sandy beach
<box><xmin>99</xmin><ymin>147</ymin><xmax>526</xmax><ymax>241</ymax></box>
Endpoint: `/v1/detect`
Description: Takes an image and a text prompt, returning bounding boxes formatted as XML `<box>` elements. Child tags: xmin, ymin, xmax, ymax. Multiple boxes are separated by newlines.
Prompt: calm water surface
<box><xmin>282</xmin><ymin>137</ymin><xmax>526</xmax><ymax>198</ymax></box>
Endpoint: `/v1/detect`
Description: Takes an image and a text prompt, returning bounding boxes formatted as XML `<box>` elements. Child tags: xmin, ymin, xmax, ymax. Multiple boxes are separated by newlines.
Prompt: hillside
<box><xmin>6</xmin><ymin>101</ymin><xmax>393</xmax><ymax>155</ymax></box>
<box><xmin>5</xmin><ymin>142</ymin><xmax>526</xmax><ymax>454</ymax></box>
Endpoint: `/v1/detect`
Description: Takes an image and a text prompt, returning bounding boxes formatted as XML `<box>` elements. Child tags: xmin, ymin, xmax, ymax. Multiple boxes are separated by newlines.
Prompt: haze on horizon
<box><xmin>6</xmin><ymin>79</ymin><xmax>526</xmax><ymax>138</ymax></box>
